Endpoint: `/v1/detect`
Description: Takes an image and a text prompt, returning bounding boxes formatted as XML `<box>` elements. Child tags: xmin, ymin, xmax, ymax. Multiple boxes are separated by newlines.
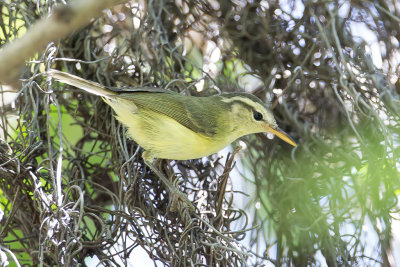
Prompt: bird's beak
<box><xmin>263</xmin><ymin>125</ymin><xmax>297</xmax><ymax>147</ymax></box>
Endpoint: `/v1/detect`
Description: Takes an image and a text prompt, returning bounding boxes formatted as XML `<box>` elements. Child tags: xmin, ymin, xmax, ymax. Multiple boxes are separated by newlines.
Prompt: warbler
<box><xmin>47</xmin><ymin>69</ymin><xmax>296</xmax><ymax>211</ymax></box>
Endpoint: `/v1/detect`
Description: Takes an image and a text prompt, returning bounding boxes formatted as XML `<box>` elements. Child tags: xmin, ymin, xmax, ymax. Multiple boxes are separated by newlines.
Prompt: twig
<box><xmin>0</xmin><ymin>0</ymin><xmax>127</xmax><ymax>84</ymax></box>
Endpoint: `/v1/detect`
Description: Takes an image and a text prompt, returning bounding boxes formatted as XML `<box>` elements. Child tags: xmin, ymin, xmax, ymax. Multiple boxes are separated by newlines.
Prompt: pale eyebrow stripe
<box><xmin>221</xmin><ymin>96</ymin><xmax>265</xmax><ymax>112</ymax></box>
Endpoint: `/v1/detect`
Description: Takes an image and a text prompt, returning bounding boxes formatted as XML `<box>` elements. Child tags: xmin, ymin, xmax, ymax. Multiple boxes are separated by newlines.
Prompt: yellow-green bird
<box><xmin>48</xmin><ymin>70</ymin><xmax>296</xmax><ymax>211</ymax></box>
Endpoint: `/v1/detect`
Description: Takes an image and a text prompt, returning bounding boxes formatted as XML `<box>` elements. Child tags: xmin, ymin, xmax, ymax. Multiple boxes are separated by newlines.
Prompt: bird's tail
<box><xmin>47</xmin><ymin>69</ymin><xmax>117</xmax><ymax>98</ymax></box>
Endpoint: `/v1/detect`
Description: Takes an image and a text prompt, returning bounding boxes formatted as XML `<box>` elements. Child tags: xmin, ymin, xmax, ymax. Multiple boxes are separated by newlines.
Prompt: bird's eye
<box><xmin>253</xmin><ymin>111</ymin><xmax>263</xmax><ymax>121</ymax></box>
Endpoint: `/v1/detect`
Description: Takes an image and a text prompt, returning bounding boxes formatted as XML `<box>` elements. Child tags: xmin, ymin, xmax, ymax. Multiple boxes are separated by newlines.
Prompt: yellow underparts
<box><xmin>107</xmin><ymin>99</ymin><xmax>231</xmax><ymax>161</ymax></box>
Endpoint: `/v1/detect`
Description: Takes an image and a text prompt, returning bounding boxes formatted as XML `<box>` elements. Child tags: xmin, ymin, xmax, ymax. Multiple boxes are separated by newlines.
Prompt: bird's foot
<box><xmin>144</xmin><ymin>157</ymin><xmax>195</xmax><ymax>213</ymax></box>
<box><xmin>168</xmin><ymin>186</ymin><xmax>195</xmax><ymax>213</ymax></box>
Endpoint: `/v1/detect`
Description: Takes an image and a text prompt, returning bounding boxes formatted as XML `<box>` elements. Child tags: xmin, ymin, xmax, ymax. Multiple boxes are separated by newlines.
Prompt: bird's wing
<box><xmin>48</xmin><ymin>69</ymin><xmax>219</xmax><ymax>136</ymax></box>
<box><xmin>117</xmin><ymin>92</ymin><xmax>217</xmax><ymax>137</ymax></box>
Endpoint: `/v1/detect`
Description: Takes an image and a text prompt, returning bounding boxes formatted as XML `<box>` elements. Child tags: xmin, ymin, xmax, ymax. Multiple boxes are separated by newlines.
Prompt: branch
<box><xmin>0</xmin><ymin>0</ymin><xmax>127</xmax><ymax>85</ymax></box>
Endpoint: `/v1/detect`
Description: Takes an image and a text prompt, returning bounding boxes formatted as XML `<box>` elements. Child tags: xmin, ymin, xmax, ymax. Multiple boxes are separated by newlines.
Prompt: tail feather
<box><xmin>47</xmin><ymin>70</ymin><xmax>117</xmax><ymax>98</ymax></box>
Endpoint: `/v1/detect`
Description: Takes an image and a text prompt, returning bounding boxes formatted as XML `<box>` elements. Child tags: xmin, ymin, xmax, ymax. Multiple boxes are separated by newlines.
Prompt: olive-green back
<box><xmin>117</xmin><ymin>91</ymin><xmax>228</xmax><ymax>137</ymax></box>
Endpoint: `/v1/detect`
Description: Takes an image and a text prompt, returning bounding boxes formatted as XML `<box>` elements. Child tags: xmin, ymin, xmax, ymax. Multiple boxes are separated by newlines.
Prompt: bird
<box><xmin>47</xmin><ymin>69</ymin><xmax>296</xmax><ymax>211</ymax></box>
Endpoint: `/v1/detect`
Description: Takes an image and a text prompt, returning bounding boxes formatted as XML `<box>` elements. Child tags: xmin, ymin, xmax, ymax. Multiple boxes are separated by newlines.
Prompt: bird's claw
<box><xmin>168</xmin><ymin>187</ymin><xmax>195</xmax><ymax>213</ymax></box>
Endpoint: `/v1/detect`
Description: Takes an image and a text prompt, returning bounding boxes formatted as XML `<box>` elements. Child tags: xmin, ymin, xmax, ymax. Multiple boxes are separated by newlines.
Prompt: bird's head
<box><xmin>219</xmin><ymin>93</ymin><xmax>297</xmax><ymax>147</ymax></box>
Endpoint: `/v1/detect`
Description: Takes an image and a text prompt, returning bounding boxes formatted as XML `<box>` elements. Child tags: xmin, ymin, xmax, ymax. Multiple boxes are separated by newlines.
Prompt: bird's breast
<box><xmin>108</xmin><ymin>100</ymin><xmax>233</xmax><ymax>160</ymax></box>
